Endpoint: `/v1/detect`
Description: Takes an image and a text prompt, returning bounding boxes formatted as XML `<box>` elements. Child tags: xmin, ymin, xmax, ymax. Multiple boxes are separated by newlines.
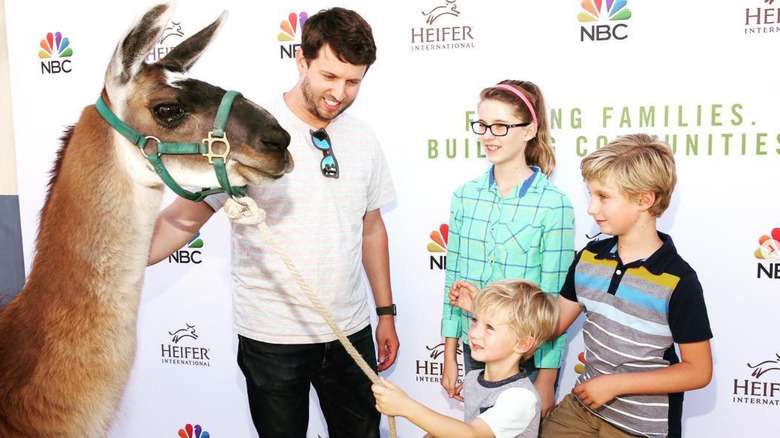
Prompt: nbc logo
<box><xmin>428</xmin><ymin>224</ymin><xmax>449</xmax><ymax>270</ymax></box>
<box><xmin>574</xmin><ymin>351</ymin><xmax>586</xmax><ymax>374</ymax></box>
<box><xmin>168</xmin><ymin>232</ymin><xmax>204</xmax><ymax>264</ymax></box>
<box><xmin>38</xmin><ymin>32</ymin><xmax>72</xmax><ymax>74</ymax></box>
<box><xmin>755</xmin><ymin>228</ymin><xmax>780</xmax><ymax>279</ymax></box>
<box><xmin>177</xmin><ymin>423</ymin><xmax>210</xmax><ymax>438</ymax></box>
<box><xmin>278</xmin><ymin>12</ymin><xmax>308</xmax><ymax>59</ymax></box>
<box><xmin>577</xmin><ymin>0</ymin><xmax>632</xmax><ymax>42</ymax></box>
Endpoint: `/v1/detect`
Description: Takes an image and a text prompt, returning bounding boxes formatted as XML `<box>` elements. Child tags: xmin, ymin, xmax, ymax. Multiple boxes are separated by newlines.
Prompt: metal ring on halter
<box><xmin>142</xmin><ymin>136</ymin><xmax>162</xmax><ymax>158</ymax></box>
<box><xmin>231</xmin><ymin>193</ymin><xmax>248</xmax><ymax>204</ymax></box>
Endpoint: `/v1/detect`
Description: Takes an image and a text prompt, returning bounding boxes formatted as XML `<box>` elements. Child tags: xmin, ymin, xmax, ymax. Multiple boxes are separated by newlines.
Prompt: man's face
<box><xmin>297</xmin><ymin>44</ymin><xmax>367</xmax><ymax>123</ymax></box>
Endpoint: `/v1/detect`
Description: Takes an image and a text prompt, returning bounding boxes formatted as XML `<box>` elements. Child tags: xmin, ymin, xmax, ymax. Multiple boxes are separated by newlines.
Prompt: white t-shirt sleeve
<box><xmin>477</xmin><ymin>388</ymin><xmax>539</xmax><ymax>438</ymax></box>
<box><xmin>365</xmin><ymin>132</ymin><xmax>396</xmax><ymax>211</ymax></box>
<box><xmin>203</xmin><ymin>192</ymin><xmax>228</xmax><ymax>212</ymax></box>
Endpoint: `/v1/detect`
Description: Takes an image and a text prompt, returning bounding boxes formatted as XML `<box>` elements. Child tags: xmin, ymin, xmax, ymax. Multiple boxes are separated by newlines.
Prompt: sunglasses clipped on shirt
<box><xmin>309</xmin><ymin>128</ymin><xmax>339</xmax><ymax>179</ymax></box>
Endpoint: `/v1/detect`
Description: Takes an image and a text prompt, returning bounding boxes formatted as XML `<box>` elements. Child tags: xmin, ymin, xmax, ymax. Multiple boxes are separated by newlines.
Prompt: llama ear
<box><xmin>158</xmin><ymin>11</ymin><xmax>227</xmax><ymax>73</ymax></box>
<box><xmin>105</xmin><ymin>2</ymin><xmax>175</xmax><ymax>88</ymax></box>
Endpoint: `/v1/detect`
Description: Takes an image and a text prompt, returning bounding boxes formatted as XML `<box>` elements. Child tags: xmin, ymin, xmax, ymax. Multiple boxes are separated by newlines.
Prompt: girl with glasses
<box><xmin>440</xmin><ymin>80</ymin><xmax>575</xmax><ymax>420</ymax></box>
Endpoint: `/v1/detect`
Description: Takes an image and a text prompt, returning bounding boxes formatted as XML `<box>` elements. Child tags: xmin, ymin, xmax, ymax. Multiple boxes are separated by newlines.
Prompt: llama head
<box><xmin>102</xmin><ymin>2</ymin><xmax>293</xmax><ymax>190</ymax></box>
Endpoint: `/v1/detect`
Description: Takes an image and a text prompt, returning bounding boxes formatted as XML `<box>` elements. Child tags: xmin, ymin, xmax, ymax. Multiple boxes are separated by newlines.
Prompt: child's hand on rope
<box><xmin>372</xmin><ymin>378</ymin><xmax>412</xmax><ymax>417</ymax></box>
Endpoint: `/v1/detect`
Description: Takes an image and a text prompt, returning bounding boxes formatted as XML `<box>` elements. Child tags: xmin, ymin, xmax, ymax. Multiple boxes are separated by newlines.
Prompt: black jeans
<box><xmin>237</xmin><ymin>325</ymin><xmax>380</xmax><ymax>438</ymax></box>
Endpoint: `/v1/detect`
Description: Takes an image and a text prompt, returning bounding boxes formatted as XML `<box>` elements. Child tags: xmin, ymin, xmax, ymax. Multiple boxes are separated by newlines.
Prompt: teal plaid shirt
<box><xmin>441</xmin><ymin>166</ymin><xmax>575</xmax><ymax>369</ymax></box>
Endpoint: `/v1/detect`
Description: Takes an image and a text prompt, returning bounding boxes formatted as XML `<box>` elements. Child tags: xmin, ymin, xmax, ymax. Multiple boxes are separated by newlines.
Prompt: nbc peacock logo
<box><xmin>755</xmin><ymin>227</ymin><xmax>780</xmax><ymax>279</ymax></box>
<box><xmin>428</xmin><ymin>224</ymin><xmax>449</xmax><ymax>270</ymax></box>
<box><xmin>278</xmin><ymin>12</ymin><xmax>308</xmax><ymax>59</ymax></box>
<box><xmin>177</xmin><ymin>423</ymin><xmax>210</xmax><ymax>438</ymax></box>
<box><xmin>38</xmin><ymin>32</ymin><xmax>73</xmax><ymax>74</ymax></box>
<box><xmin>578</xmin><ymin>0</ymin><xmax>632</xmax><ymax>42</ymax></box>
<box><xmin>168</xmin><ymin>232</ymin><xmax>204</xmax><ymax>264</ymax></box>
<box><xmin>574</xmin><ymin>351</ymin><xmax>586</xmax><ymax>374</ymax></box>
<box><xmin>577</xmin><ymin>0</ymin><xmax>632</xmax><ymax>22</ymax></box>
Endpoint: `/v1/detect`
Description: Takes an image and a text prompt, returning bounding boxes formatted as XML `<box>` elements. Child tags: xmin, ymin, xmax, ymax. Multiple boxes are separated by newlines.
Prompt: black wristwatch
<box><xmin>376</xmin><ymin>304</ymin><xmax>397</xmax><ymax>316</ymax></box>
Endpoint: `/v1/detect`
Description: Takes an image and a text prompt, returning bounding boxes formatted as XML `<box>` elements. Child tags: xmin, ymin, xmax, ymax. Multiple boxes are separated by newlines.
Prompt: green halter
<box><xmin>95</xmin><ymin>90</ymin><xmax>248</xmax><ymax>202</ymax></box>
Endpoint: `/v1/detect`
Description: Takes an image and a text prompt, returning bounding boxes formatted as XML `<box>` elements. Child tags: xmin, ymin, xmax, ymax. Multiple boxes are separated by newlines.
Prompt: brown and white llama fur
<box><xmin>0</xmin><ymin>4</ymin><xmax>292</xmax><ymax>437</ymax></box>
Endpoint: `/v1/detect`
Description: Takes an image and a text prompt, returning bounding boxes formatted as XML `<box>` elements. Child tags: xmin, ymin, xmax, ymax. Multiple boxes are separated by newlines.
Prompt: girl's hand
<box><xmin>449</xmin><ymin>281</ymin><xmax>478</xmax><ymax>312</ymax></box>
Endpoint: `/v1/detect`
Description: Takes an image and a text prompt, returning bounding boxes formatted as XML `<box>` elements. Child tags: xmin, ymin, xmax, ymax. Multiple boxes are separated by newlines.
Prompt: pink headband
<box><xmin>493</xmin><ymin>84</ymin><xmax>538</xmax><ymax>127</ymax></box>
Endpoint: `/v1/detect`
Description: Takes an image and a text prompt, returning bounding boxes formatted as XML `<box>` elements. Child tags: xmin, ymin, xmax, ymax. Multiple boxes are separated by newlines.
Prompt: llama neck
<box><xmin>25</xmin><ymin>107</ymin><xmax>164</xmax><ymax>312</ymax></box>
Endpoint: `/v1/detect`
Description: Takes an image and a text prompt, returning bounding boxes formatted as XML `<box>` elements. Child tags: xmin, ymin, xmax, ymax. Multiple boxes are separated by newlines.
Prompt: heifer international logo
<box><xmin>278</xmin><ymin>12</ymin><xmax>308</xmax><ymax>59</ymax></box>
<box><xmin>147</xmin><ymin>20</ymin><xmax>185</xmax><ymax>62</ymax></box>
<box><xmin>39</xmin><ymin>32</ymin><xmax>73</xmax><ymax>74</ymax></box>
<box><xmin>415</xmin><ymin>341</ymin><xmax>464</xmax><ymax>384</ymax></box>
<box><xmin>422</xmin><ymin>0</ymin><xmax>460</xmax><ymax>24</ymax></box>
<box><xmin>177</xmin><ymin>423</ymin><xmax>210</xmax><ymax>438</ymax></box>
<box><xmin>578</xmin><ymin>0</ymin><xmax>632</xmax><ymax>42</ymax></box>
<box><xmin>161</xmin><ymin>323</ymin><xmax>211</xmax><ymax>367</ymax></box>
<box><xmin>169</xmin><ymin>323</ymin><xmax>198</xmax><ymax>344</ymax></box>
<box><xmin>733</xmin><ymin>353</ymin><xmax>780</xmax><ymax>406</ymax></box>
<box><xmin>411</xmin><ymin>0</ymin><xmax>475</xmax><ymax>52</ymax></box>
<box><xmin>754</xmin><ymin>227</ymin><xmax>780</xmax><ymax>279</ymax></box>
<box><xmin>428</xmin><ymin>224</ymin><xmax>449</xmax><ymax>270</ymax></box>
<box><xmin>744</xmin><ymin>0</ymin><xmax>780</xmax><ymax>35</ymax></box>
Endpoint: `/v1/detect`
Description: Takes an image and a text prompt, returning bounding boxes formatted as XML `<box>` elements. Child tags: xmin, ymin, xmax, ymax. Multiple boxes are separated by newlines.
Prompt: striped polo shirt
<box><xmin>560</xmin><ymin>233</ymin><xmax>712</xmax><ymax>438</ymax></box>
<box><xmin>441</xmin><ymin>167</ymin><xmax>575</xmax><ymax>368</ymax></box>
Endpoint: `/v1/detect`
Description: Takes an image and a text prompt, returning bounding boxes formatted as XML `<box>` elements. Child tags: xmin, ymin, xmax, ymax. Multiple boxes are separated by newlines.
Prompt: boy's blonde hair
<box><xmin>472</xmin><ymin>279</ymin><xmax>558</xmax><ymax>363</ymax></box>
<box><xmin>580</xmin><ymin>134</ymin><xmax>677</xmax><ymax>217</ymax></box>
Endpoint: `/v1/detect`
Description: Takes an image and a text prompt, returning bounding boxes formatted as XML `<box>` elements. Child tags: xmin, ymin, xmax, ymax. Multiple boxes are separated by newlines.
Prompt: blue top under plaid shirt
<box><xmin>441</xmin><ymin>166</ymin><xmax>575</xmax><ymax>369</ymax></box>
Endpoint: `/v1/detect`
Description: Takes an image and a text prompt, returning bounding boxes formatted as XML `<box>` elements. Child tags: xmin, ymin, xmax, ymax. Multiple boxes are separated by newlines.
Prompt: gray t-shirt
<box><xmin>464</xmin><ymin>369</ymin><xmax>540</xmax><ymax>438</ymax></box>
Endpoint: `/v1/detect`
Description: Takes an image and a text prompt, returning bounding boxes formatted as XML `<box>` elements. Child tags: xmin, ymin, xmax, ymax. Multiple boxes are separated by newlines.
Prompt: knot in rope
<box><xmin>224</xmin><ymin>196</ymin><xmax>266</xmax><ymax>225</ymax></box>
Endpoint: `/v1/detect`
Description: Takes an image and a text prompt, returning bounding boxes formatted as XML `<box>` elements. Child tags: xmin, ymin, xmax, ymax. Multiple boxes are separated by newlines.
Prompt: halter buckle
<box><xmin>202</xmin><ymin>131</ymin><xmax>231</xmax><ymax>164</ymax></box>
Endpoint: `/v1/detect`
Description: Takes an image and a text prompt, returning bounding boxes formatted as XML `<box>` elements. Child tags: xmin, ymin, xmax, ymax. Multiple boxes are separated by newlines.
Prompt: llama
<box><xmin>0</xmin><ymin>4</ymin><xmax>292</xmax><ymax>437</ymax></box>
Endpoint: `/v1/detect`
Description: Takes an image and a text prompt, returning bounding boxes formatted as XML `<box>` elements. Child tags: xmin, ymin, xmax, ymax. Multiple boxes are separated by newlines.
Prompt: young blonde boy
<box><xmin>373</xmin><ymin>279</ymin><xmax>558</xmax><ymax>438</ymax></box>
<box><xmin>541</xmin><ymin>134</ymin><xmax>713</xmax><ymax>438</ymax></box>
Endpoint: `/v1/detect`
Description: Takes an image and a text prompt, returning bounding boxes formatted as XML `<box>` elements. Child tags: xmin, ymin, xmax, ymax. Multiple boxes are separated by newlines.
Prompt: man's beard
<box><xmin>301</xmin><ymin>76</ymin><xmax>354</xmax><ymax>122</ymax></box>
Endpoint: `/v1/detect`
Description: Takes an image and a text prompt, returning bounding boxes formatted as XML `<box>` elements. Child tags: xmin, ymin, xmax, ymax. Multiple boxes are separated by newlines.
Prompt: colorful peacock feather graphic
<box><xmin>577</xmin><ymin>0</ymin><xmax>632</xmax><ymax>22</ymax></box>
<box><xmin>574</xmin><ymin>351</ymin><xmax>586</xmax><ymax>374</ymax></box>
<box><xmin>754</xmin><ymin>228</ymin><xmax>780</xmax><ymax>260</ymax></box>
<box><xmin>187</xmin><ymin>231</ymin><xmax>204</xmax><ymax>249</ymax></box>
<box><xmin>427</xmin><ymin>224</ymin><xmax>449</xmax><ymax>253</ymax></box>
<box><xmin>38</xmin><ymin>32</ymin><xmax>73</xmax><ymax>59</ymax></box>
<box><xmin>277</xmin><ymin>12</ymin><xmax>308</xmax><ymax>42</ymax></box>
<box><xmin>178</xmin><ymin>424</ymin><xmax>210</xmax><ymax>438</ymax></box>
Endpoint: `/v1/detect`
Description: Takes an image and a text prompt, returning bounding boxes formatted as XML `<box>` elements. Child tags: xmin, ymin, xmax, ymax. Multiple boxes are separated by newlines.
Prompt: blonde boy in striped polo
<box><xmin>541</xmin><ymin>134</ymin><xmax>713</xmax><ymax>438</ymax></box>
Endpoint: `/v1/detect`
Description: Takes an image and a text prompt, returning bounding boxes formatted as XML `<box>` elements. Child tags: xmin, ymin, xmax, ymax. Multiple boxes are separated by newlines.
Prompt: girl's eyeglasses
<box><xmin>470</xmin><ymin>121</ymin><xmax>530</xmax><ymax>137</ymax></box>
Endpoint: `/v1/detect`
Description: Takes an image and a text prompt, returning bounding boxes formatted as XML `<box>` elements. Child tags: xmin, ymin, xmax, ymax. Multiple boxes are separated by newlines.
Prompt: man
<box><xmin>148</xmin><ymin>8</ymin><xmax>398</xmax><ymax>437</ymax></box>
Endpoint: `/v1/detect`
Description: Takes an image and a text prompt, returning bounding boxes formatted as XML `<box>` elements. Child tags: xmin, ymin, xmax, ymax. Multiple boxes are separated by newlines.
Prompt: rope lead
<box><xmin>224</xmin><ymin>196</ymin><xmax>397</xmax><ymax>438</ymax></box>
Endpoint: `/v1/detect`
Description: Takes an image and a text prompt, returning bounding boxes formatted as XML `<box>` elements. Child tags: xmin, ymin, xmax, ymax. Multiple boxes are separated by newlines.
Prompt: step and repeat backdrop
<box><xmin>5</xmin><ymin>0</ymin><xmax>779</xmax><ymax>436</ymax></box>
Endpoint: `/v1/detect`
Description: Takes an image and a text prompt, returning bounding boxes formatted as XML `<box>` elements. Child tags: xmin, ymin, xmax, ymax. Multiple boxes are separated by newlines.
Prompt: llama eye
<box><xmin>153</xmin><ymin>103</ymin><xmax>186</xmax><ymax>123</ymax></box>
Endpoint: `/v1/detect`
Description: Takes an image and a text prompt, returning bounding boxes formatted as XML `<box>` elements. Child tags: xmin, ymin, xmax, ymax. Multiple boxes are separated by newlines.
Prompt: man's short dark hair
<box><xmin>301</xmin><ymin>7</ymin><xmax>376</xmax><ymax>67</ymax></box>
